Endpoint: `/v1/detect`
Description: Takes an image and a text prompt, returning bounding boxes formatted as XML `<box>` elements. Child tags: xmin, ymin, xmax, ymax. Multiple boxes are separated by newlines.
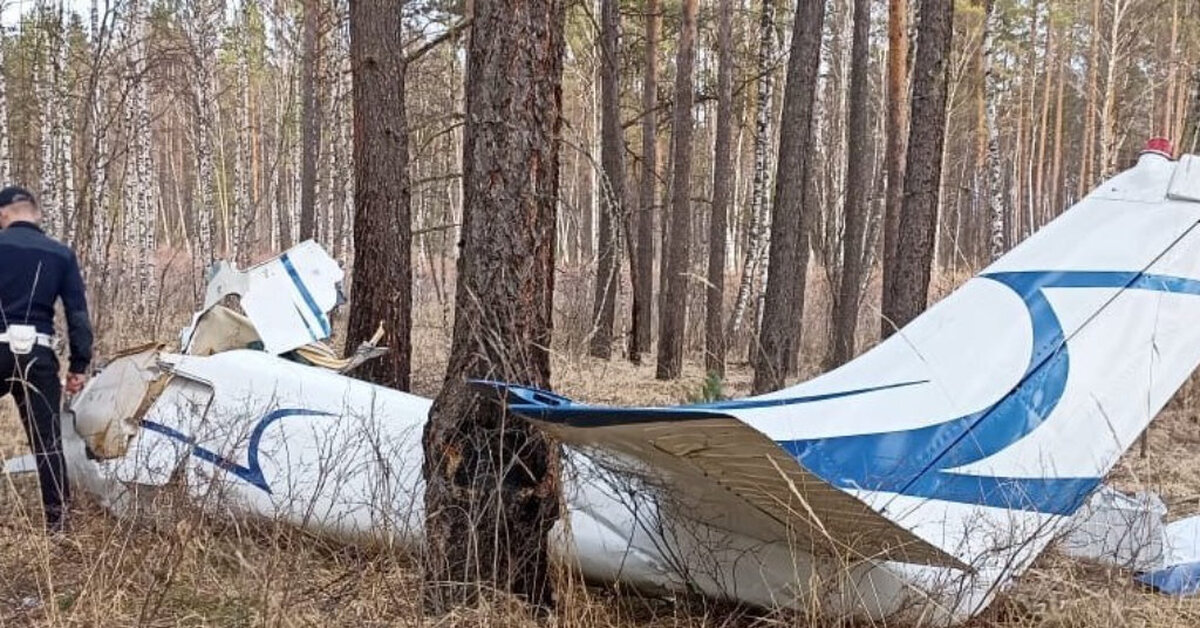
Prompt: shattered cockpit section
<box><xmin>73</xmin><ymin>241</ymin><xmax>386</xmax><ymax>460</ymax></box>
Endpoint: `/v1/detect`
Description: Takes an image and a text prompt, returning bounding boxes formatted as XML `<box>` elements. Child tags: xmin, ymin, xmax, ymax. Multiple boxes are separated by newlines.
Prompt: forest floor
<box><xmin>1</xmin><ymin>274</ymin><xmax>1200</xmax><ymax>626</ymax></box>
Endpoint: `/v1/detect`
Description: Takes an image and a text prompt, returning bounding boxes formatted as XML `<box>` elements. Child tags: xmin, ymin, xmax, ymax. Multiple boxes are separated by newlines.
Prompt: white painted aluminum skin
<box><xmin>34</xmin><ymin>149</ymin><xmax>1200</xmax><ymax>625</ymax></box>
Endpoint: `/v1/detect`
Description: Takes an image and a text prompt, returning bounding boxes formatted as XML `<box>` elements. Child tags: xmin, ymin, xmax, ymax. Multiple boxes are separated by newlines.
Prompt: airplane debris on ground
<box><xmin>1137</xmin><ymin>515</ymin><xmax>1200</xmax><ymax>595</ymax></box>
<box><xmin>9</xmin><ymin>140</ymin><xmax>1200</xmax><ymax>624</ymax></box>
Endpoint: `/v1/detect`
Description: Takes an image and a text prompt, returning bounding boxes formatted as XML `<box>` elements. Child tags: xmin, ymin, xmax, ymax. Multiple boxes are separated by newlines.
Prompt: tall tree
<box><xmin>655</xmin><ymin>0</ymin><xmax>699</xmax><ymax>380</ymax></box>
<box><xmin>0</xmin><ymin>18</ymin><xmax>10</xmax><ymax>183</ymax></box>
<box><xmin>752</xmin><ymin>0</ymin><xmax>826</xmax><ymax>394</ymax></box>
<box><xmin>233</xmin><ymin>0</ymin><xmax>255</xmax><ymax>264</ymax></box>
<box><xmin>133</xmin><ymin>0</ymin><xmax>155</xmax><ymax>308</ymax></box>
<box><xmin>829</xmin><ymin>0</ymin><xmax>871</xmax><ymax>367</ymax></box>
<box><xmin>346</xmin><ymin>0</ymin><xmax>411</xmax><ymax>390</ymax></box>
<box><xmin>882</xmin><ymin>0</ymin><xmax>954</xmax><ymax>331</ymax></box>
<box><xmin>1078</xmin><ymin>0</ymin><xmax>1101</xmax><ymax>196</ymax></box>
<box><xmin>879</xmin><ymin>0</ymin><xmax>909</xmax><ymax>338</ymax></box>
<box><xmin>187</xmin><ymin>0</ymin><xmax>221</xmax><ymax>274</ymax></box>
<box><xmin>982</xmin><ymin>0</ymin><xmax>1005</xmax><ymax>260</ymax></box>
<box><xmin>727</xmin><ymin>0</ymin><xmax>775</xmax><ymax>341</ymax></box>
<box><xmin>590</xmin><ymin>0</ymin><xmax>624</xmax><ymax>359</ymax></box>
<box><xmin>705</xmin><ymin>0</ymin><xmax>734</xmax><ymax>378</ymax></box>
<box><xmin>86</xmin><ymin>0</ymin><xmax>112</xmax><ymax>285</ymax></box>
<box><xmin>1097</xmin><ymin>0</ymin><xmax>1134</xmax><ymax>179</ymax></box>
<box><xmin>299</xmin><ymin>0</ymin><xmax>321</xmax><ymax>241</ymax></box>
<box><xmin>38</xmin><ymin>15</ymin><xmax>61</xmax><ymax>239</ymax></box>
<box><xmin>629</xmin><ymin>0</ymin><xmax>658</xmax><ymax>364</ymax></box>
<box><xmin>422</xmin><ymin>0</ymin><xmax>565</xmax><ymax>611</ymax></box>
<box><xmin>55</xmin><ymin>7</ymin><xmax>76</xmax><ymax>245</ymax></box>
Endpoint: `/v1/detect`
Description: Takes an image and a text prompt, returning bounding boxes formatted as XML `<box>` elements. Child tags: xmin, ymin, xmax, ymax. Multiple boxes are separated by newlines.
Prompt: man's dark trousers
<box><xmin>0</xmin><ymin>344</ymin><xmax>68</xmax><ymax>528</ymax></box>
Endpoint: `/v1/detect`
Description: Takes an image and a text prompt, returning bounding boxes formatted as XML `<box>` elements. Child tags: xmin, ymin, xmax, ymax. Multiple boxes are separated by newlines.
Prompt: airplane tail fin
<box><xmin>731</xmin><ymin>148</ymin><xmax>1200</xmax><ymax>522</ymax></box>
<box><xmin>488</xmin><ymin>147</ymin><xmax>1200</xmax><ymax>570</ymax></box>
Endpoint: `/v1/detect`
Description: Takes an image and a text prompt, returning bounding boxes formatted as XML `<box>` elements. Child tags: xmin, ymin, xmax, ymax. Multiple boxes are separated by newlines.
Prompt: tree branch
<box><xmin>406</xmin><ymin>18</ymin><xmax>474</xmax><ymax>65</ymax></box>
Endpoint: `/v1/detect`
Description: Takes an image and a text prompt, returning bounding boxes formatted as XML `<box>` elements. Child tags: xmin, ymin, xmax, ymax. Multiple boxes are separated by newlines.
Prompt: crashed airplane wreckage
<box><xmin>10</xmin><ymin>140</ymin><xmax>1200</xmax><ymax>623</ymax></box>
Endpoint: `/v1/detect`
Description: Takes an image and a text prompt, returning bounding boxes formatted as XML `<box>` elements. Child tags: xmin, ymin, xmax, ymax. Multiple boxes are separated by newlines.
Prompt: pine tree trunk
<box><xmin>883</xmin><ymin>0</ymin><xmax>953</xmax><ymax>331</ymax></box>
<box><xmin>727</xmin><ymin>0</ymin><xmax>775</xmax><ymax>344</ymax></box>
<box><xmin>829</xmin><ymin>0</ymin><xmax>870</xmax><ymax>368</ymax></box>
<box><xmin>581</xmin><ymin>85</ymin><xmax>596</xmax><ymax>262</ymax></box>
<box><xmin>87</xmin><ymin>0</ymin><xmax>110</xmax><ymax>284</ymax></box>
<box><xmin>879</xmin><ymin>0</ymin><xmax>908</xmax><ymax>339</ymax></box>
<box><xmin>1164</xmin><ymin>0</ymin><xmax>1181</xmax><ymax>143</ymax></box>
<box><xmin>628</xmin><ymin>0</ymin><xmax>658</xmax><ymax>364</ymax></box>
<box><xmin>704</xmin><ymin>0</ymin><xmax>734</xmax><ymax>379</ymax></box>
<box><xmin>422</xmin><ymin>0</ymin><xmax>565</xmax><ymax>612</ymax></box>
<box><xmin>751</xmin><ymin>0</ymin><xmax>825</xmax><ymax>394</ymax></box>
<box><xmin>590</xmin><ymin>0</ymin><xmax>624</xmax><ymax>360</ymax></box>
<box><xmin>300</xmin><ymin>0</ymin><xmax>320</xmax><ymax>241</ymax></box>
<box><xmin>655</xmin><ymin>0</ymin><xmax>699</xmax><ymax>381</ymax></box>
<box><xmin>1012</xmin><ymin>0</ymin><xmax>1038</xmax><ymax>241</ymax></box>
<box><xmin>337</xmin><ymin>10</ymin><xmax>355</xmax><ymax>261</ymax></box>
<box><xmin>346</xmin><ymin>0</ymin><xmax>412</xmax><ymax>390</ymax></box>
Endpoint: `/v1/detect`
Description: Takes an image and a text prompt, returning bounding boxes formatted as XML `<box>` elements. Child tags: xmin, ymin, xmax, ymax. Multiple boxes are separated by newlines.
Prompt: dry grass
<box><xmin>1</xmin><ymin>263</ymin><xmax>1200</xmax><ymax>626</ymax></box>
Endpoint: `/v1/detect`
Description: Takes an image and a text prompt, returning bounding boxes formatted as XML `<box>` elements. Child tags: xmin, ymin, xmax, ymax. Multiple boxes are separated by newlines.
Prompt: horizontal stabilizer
<box><xmin>478</xmin><ymin>382</ymin><xmax>968</xmax><ymax>570</ymax></box>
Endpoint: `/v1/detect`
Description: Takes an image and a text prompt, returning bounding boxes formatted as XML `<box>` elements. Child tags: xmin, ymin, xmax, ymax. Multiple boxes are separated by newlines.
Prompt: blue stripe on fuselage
<box><xmin>778</xmin><ymin>271</ymin><xmax>1200</xmax><ymax>515</ymax></box>
<box><xmin>142</xmin><ymin>408</ymin><xmax>336</xmax><ymax>494</ymax></box>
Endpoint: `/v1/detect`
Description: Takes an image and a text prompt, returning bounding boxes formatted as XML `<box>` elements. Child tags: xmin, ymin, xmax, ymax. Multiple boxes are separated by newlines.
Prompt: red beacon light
<box><xmin>1142</xmin><ymin>136</ymin><xmax>1174</xmax><ymax>160</ymax></box>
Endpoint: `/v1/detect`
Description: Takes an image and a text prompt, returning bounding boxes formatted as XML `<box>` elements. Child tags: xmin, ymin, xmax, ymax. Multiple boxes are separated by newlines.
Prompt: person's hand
<box><xmin>65</xmin><ymin>372</ymin><xmax>88</xmax><ymax>395</ymax></box>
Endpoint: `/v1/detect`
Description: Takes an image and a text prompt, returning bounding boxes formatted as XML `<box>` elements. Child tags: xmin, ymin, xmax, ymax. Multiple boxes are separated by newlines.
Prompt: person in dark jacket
<box><xmin>0</xmin><ymin>186</ymin><xmax>92</xmax><ymax>533</ymax></box>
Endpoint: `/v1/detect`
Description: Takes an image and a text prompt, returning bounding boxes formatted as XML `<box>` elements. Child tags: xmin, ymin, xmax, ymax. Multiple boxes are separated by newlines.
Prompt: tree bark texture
<box><xmin>655</xmin><ymin>0</ymin><xmax>699</xmax><ymax>380</ymax></box>
<box><xmin>300</xmin><ymin>0</ymin><xmax>321</xmax><ymax>241</ymax></box>
<box><xmin>347</xmin><ymin>0</ymin><xmax>412</xmax><ymax>391</ymax></box>
<box><xmin>422</xmin><ymin>0</ymin><xmax>565</xmax><ymax>612</ymax></box>
<box><xmin>590</xmin><ymin>0</ymin><xmax>624</xmax><ymax>359</ymax></box>
<box><xmin>879</xmin><ymin>0</ymin><xmax>909</xmax><ymax>339</ymax></box>
<box><xmin>882</xmin><ymin>0</ymin><xmax>954</xmax><ymax>332</ymax></box>
<box><xmin>752</xmin><ymin>0</ymin><xmax>826</xmax><ymax>394</ymax></box>
<box><xmin>829</xmin><ymin>0</ymin><xmax>871</xmax><ymax>368</ymax></box>
<box><xmin>705</xmin><ymin>0</ymin><xmax>734</xmax><ymax>378</ymax></box>
<box><xmin>629</xmin><ymin>0</ymin><xmax>659</xmax><ymax>364</ymax></box>
<box><xmin>727</xmin><ymin>0</ymin><xmax>775</xmax><ymax>342</ymax></box>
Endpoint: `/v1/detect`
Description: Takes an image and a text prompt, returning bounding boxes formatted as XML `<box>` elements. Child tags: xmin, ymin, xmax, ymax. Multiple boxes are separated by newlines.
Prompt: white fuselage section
<box><xmin>62</xmin><ymin>349</ymin><xmax>938</xmax><ymax>621</ymax></box>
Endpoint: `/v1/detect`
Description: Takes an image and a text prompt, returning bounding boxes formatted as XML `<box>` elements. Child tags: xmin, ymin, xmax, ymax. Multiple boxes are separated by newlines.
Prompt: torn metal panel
<box><xmin>71</xmin><ymin>345</ymin><xmax>168</xmax><ymax>459</ymax></box>
<box><xmin>1168</xmin><ymin>155</ymin><xmax>1200</xmax><ymax>202</ymax></box>
<box><xmin>185</xmin><ymin>306</ymin><xmax>262</xmax><ymax>356</ymax></box>
<box><xmin>3</xmin><ymin>454</ymin><xmax>36</xmax><ymax>475</ymax></box>
<box><xmin>182</xmin><ymin>240</ymin><xmax>344</xmax><ymax>355</ymax></box>
<box><xmin>1060</xmin><ymin>486</ymin><xmax>1167</xmax><ymax>572</ymax></box>
<box><xmin>1136</xmin><ymin>516</ymin><xmax>1200</xmax><ymax>595</ymax></box>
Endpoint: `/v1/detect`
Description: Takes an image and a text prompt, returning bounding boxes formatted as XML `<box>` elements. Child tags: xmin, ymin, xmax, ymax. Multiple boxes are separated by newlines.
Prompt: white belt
<box><xmin>0</xmin><ymin>331</ymin><xmax>56</xmax><ymax>349</ymax></box>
